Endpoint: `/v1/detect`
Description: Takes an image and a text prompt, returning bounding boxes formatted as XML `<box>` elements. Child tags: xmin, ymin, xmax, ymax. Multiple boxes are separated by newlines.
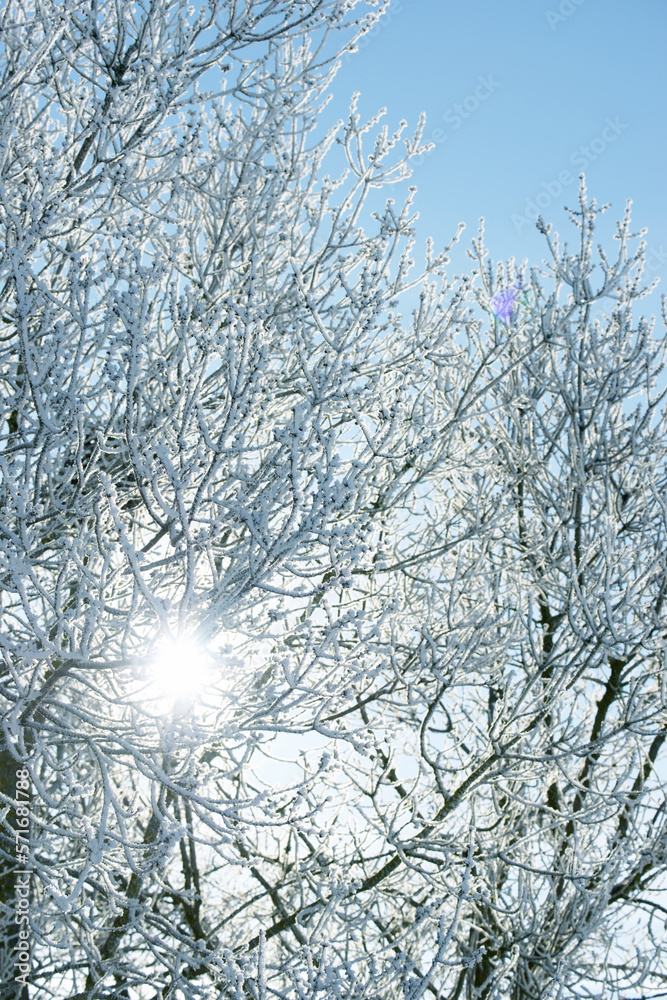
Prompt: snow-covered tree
<box><xmin>1</xmin><ymin>1</ymin><xmax>666</xmax><ymax>998</ymax></box>
<box><xmin>409</xmin><ymin>193</ymin><xmax>667</xmax><ymax>1000</ymax></box>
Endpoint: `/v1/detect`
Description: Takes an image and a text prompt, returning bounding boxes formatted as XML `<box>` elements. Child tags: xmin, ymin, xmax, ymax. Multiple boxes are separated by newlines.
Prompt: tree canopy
<box><xmin>1</xmin><ymin>2</ymin><xmax>667</xmax><ymax>999</ymax></box>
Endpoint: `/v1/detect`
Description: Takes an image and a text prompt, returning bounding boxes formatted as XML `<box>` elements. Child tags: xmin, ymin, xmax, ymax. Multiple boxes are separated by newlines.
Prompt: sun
<box><xmin>148</xmin><ymin>637</ymin><xmax>212</xmax><ymax>706</ymax></box>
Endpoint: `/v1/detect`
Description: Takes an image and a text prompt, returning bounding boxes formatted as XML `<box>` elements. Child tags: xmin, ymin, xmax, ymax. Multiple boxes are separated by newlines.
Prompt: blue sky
<box><xmin>319</xmin><ymin>0</ymin><xmax>666</xmax><ymax>315</ymax></box>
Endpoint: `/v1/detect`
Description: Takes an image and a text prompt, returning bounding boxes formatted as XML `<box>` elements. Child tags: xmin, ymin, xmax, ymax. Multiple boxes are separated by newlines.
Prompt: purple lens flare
<box><xmin>490</xmin><ymin>279</ymin><xmax>522</xmax><ymax>323</ymax></box>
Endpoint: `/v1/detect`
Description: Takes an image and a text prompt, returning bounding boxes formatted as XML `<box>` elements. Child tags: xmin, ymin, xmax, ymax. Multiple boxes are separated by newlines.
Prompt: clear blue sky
<box><xmin>320</xmin><ymin>0</ymin><xmax>666</xmax><ymax>314</ymax></box>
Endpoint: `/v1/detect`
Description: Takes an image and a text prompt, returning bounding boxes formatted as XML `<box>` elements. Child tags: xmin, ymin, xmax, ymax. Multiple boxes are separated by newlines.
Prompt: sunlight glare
<box><xmin>149</xmin><ymin>637</ymin><xmax>212</xmax><ymax>706</ymax></box>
